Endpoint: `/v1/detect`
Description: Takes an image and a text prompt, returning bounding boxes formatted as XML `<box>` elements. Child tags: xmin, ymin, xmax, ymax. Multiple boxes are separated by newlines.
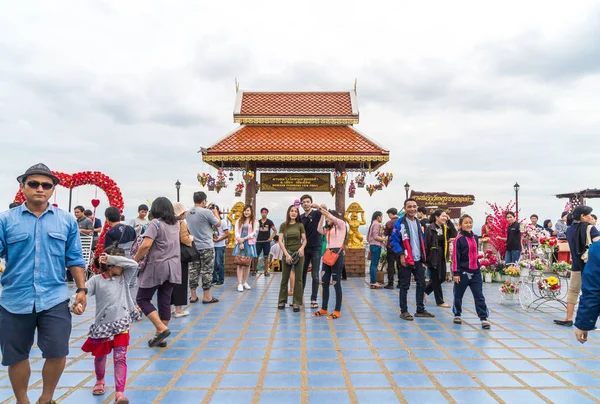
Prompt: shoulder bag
<box><xmin>582</xmin><ymin>224</ymin><xmax>593</xmax><ymax>263</ymax></box>
<box><xmin>322</xmin><ymin>229</ymin><xmax>340</xmax><ymax>267</ymax></box>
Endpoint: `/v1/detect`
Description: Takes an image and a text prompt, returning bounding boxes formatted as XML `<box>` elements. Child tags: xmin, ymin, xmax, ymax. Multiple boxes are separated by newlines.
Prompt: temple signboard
<box><xmin>410</xmin><ymin>191</ymin><xmax>475</xmax><ymax>219</ymax></box>
<box><xmin>260</xmin><ymin>173</ymin><xmax>331</xmax><ymax>192</ymax></box>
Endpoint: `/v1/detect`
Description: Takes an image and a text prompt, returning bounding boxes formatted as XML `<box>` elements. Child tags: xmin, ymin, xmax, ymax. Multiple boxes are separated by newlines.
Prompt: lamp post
<box><xmin>514</xmin><ymin>182</ymin><xmax>520</xmax><ymax>219</ymax></box>
<box><xmin>404</xmin><ymin>182</ymin><xmax>410</xmax><ymax>199</ymax></box>
<box><xmin>175</xmin><ymin>180</ymin><xmax>181</xmax><ymax>202</ymax></box>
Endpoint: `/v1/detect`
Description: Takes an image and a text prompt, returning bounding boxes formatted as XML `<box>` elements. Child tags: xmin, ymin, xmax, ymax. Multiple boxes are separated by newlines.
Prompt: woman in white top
<box><xmin>232</xmin><ymin>205</ymin><xmax>259</xmax><ymax>292</ymax></box>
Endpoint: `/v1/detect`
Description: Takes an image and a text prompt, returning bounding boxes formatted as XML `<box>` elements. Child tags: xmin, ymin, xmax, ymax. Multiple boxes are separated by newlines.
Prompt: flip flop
<box><xmin>148</xmin><ymin>329</ymin><xmax>171</xmax><ymax>347</ymax></box>
<box><xmin>189</xmin><ymin>297</ymin><xmax>199</xmax><ymax>304</ymax></box>
<box><xmin>92</xmin><ymin>381</ymin><xmax>105</xmax><ymax>395</ymax></box>
<box><xmin>202</xmin><ymin>297</ymin><xmax>219</xmax><ymax>304</ymax></box>
<box><xmin>310</xmin><ymin>301</ymin><xmax>319</xmax><ymax>309</ymax></box>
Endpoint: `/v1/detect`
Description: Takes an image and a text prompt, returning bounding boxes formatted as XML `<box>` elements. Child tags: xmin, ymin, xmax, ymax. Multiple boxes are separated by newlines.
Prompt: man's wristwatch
<box><xmin>76</xmin><ymin>288</ymin><xmax>88</xmax><ymax>295</ymax></box>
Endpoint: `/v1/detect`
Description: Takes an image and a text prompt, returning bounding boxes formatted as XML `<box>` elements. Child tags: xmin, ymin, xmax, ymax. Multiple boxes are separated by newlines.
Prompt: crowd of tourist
<box><xmin>2</xmin><ymin>162</ymin><xmax>600</xmax><ymax>403</ymax></box>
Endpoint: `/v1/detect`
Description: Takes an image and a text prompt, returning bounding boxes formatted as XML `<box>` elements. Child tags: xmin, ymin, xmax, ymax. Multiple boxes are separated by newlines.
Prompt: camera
<box><xmin>208</xmin><ymin>203</ymin><xmax>215</xmax><ymax>210</ymax></box>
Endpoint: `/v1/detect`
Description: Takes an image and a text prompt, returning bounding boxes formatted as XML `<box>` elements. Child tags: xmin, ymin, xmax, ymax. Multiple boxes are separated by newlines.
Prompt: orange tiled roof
<box><xmin>207</xmin><ymin>125</ymin><xmax>386</xmax><ymax>156</ymax></box>
<box><xmin>236</xmin><ymin>91</ymin><xmax>356</xmax><ymax>117</ymax></box>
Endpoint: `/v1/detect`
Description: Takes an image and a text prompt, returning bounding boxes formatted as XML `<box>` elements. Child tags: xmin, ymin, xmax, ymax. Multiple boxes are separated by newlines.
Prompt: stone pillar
<box><xmin>335</xmin><ymin>162</ymin><xmax>346</xmax><ymax>213</ymax></box>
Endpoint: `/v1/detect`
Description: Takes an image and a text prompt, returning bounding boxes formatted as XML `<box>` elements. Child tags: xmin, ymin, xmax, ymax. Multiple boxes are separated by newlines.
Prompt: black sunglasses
<box><xmin>26</xmin><ymin>181</ymin><xmax>54</xmax><ymax>190</ymax></box>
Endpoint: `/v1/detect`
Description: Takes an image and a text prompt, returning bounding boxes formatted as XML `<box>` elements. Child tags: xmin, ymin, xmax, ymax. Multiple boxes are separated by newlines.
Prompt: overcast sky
<box><xmin>1</xmin><ymin>0</ymin><xmax>599</xmax><ymax>229</ymax></box>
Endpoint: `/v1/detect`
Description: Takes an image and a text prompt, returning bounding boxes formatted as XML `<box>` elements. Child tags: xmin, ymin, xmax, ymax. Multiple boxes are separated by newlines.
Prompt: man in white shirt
<box><xmin>212</xmin><ymin>205</ymin><xmax>230</xmax><ymax>286</ymax></box>
<box><xmin>129</xmin><ymin>204</ymin><xmax>149</xmax><ymax>232</ymax></box>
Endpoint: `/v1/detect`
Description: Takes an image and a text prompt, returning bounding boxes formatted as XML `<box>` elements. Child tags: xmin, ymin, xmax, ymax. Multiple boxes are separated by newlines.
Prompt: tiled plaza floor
<box><xmin>1</xmin><ymin>275</ymin><xmax>600</xmax><ymax>403</ymax></box>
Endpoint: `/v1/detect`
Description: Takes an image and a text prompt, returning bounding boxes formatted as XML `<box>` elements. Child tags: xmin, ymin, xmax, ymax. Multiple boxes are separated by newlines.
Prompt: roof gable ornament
<box><xmin>354</xmin><ymin>78</ymin><xmax>357</xmax><ymax>94</ymax></box>
<box><xmin>235</xmin><ymin>78</ymin><xmax>239</xmax><ymax>93</ymax></box>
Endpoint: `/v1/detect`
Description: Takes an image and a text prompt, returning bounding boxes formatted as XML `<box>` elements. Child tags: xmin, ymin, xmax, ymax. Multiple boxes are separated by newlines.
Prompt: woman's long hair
<box><xmin>150</xmin><ymin>197</ymin><xmax>177</xmax><ymax>225</ymax></box>
<box><xmin>429</xmin><ymin>209</ymin><xmax>444</xmax><ymax>225</ymax></box>
<box><xmin>368</xmin><ymin>211</ymin><xmax>382</xmax><ymax>237</ymax></box>
<box><xmin>283</xmin><ymin>205</ymin><xmax>299</xmax><ymax>233</ymax></box>
<box><xmin>237</xmin><ymin>204</ymin><xmax>255</xmax><ymax>231</ymax></box>
<box><xmin>543</xmin><ymin>219</ymin><xmax>552</xmax><ymax>229</ymax></box>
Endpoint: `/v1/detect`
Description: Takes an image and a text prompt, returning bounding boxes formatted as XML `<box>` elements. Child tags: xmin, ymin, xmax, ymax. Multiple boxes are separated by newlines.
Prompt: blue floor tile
<box><xmin>129</xmin><ymin>373</ymin><xmax>175</xmax><ymax>388</ymax></box>
<box><xmin>516</xmin><ymin>373</ymin><xmax>566</xmax><ymax>387</ymax></box>
<box><xmin>267</xmin><ymin>360</ymin><xmax>302</xmax><ymax>372</ymax></box>
<box><xmin>162</xmin><ymin>390</ymin><xmax>207</xmax><ymax>403</ymax></box>
<box><xmin>555</xmin><ymin>372</ymin><xmax>600</xmax><ymax>386</ymax></box>
<box><xmin>494</xmin><ymin>359</ymin><xmax>541</xmax><ymax>371</ymax></box>
<box><xmin>308</xmin><ymin>373</ymin><xmax>346</xmax><ymax>388</ymax></box>
<box><xmin>402</xmin><ymin>390</ymin><xmax>449</xmax><ymax>404</ymax></box>
<box><xmin>263</xmin><ymin>374</ymin><xmax>301</xmax><ymax>388</ymax></box>
<box><xmin>219</xmin><ymin>373</ymin><xmax>259</xmax><ymax>388</ymax></box>
<box><xmin>174</xmin><ymin>374</ymin><xmax>216</xmax><ymax>388</ymax></box>
<box><xmin>422</xmin><ymin>360</ymin><xmax>462</xmax><ymax>372</ymax></box>
<box><xmin>145</xmin><ymin>359</ymin><xmax>187</xmax><ymax>372</ymax></box>
<box><xmin>211</xmin><ymin>390</ymin><xmax>255</xmax><ymax>403</ymax></box>
<box><xmin>393</xmin><ymin>373</ymin><xmax>435</xmax><ymax>388</ymax></box>
<box><xmin>186</xmin><ymin>360</ymin><xmax>225</xmax><ymax>372</ymax></box>
<box><xmin>226</xmin><ymin>360</ymin><xmax>263</xmax><ymax>372</ymax></box>
<box><xmin>260</xmin><ymin>390</ymin><xmax>301</xmax><ymax>404</ymax></box>
<box><xmin>384</xmin><ymin>360</ymin><xmax>422</xmax><ymax>372</ymax></box>
<box><xmin>345</xmin><ymin>360</ymin><xmax>382</xmax><ymax>372</ymax></box>
<box><xmin>307</xmin><ymin>361</ymin><xmax>342</xmax><ymax>372</ymax></box>
<box><xmin>434</xmin><ymin>373</ymin><xmax>479</xmax><ymax>387</ymax></box>
<box><xmin>493</xmin><ymin>389</ymin><xmax>547</xmax><ymax>404</ymax></box>
<box><xmin>448</xmin><ymin>390</ymin><xmax>498</xmax><ymax>404</ymax></box>
<box><xmin>355</xmin><ymin>389</ymin><xmax>398</xmax><ymax>403</ymax></box>
<box><xmin>475</xmin><ymin>373</ymin><xmax>524</xmax><ymax>387</ymax></box>
<box><xmin>308</xmin><ymin>390</ymin><xmax>350</xmax><ymax>404</ymax></box>
<box><xmin>459</xmin><ymin>360</ymin><xmax>502</xmax><ymax>372</ymax></box>
<box><xmin>538</xmin><ymin>389</ymin><xmax>596</xmax><ymax>404</ymax></box>
<box><xmin>350</xmin><ymin>373</ymin><xmax>391</xmax><ymax>388</ymax></box>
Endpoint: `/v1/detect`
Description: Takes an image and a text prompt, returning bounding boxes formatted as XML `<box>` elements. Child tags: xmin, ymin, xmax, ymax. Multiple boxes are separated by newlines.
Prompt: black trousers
<box><xmin>302</xmin><ymin>246</ymin><xmax>322</xmax><ymax>302</ymax></box>
<box><xmin>321</xmin><ymin>251</ymin><xmax>344</xmax><ymax>312</ymax></box>
<box><xmin>171</xmin><ymin>261</ymin><xmax>189</xmax><ymax>306</ymax></box>
<box><xmin>425</xmin><ymin>261</ymin><xmax>447</xmax><ymax>305</ymax></box>
<box><xmin>386</xmin><ymin>248</ymin><xmax>401</xmax><ymax>286</ymax></box>
<box><xmin>453</xmin><ymin>270</ymin><xmax>489</xmax><ymax>320</ymax></box>
<box><xmin>399</xmin><ymin>260</ymin><xmax>426</xmax><ymax>313</ymax></box>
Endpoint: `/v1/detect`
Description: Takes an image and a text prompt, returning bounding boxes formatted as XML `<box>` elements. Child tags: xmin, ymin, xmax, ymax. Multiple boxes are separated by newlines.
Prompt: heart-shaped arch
<box><xmin>14</xmin><ymin>171</ymin><xmax>125</xmax><ymax>270</ymax></box>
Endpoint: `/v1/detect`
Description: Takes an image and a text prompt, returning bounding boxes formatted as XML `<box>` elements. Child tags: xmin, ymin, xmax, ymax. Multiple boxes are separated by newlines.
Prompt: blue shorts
<box><xmin>0</xmin><ymin>300</ymin><xmax>72</xmax><ymax>366</ymax></box>
<box><xmin>255</xmin><ymin>242</ymin><xmax>271</xmax><ymax>258</ymax></box>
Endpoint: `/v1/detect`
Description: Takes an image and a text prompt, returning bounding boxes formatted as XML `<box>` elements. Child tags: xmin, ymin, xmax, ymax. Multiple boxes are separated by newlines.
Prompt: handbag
<box><xmin>322</xmin><ymin>226</ymin><xmax>341</xmax><ymax>266</ymax></box>
<box><xmin>130</xmin><ymin>220</ymin><xmax>160</xmax><ymax>272</ymax></box>
<box><xmin>181</xmin><ymin>243</ymin><xmax>200</xmax><ymax>263</ymax></box>
<box><xmin>233</xmin><ymin>254</ymin><xmax>252</xmax><ymax>266</ymax></box>
<box><xmin>582</xmin><ymin>224</ymin><xmax>593</xmax><ymax>263</ymax></box>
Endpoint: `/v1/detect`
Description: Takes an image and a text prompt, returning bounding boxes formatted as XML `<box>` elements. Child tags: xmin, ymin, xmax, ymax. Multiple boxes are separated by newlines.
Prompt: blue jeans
<box><xmin>505</xmin><ymin>250</ymin><xmax>521</xmax><ymax>265</ymax></box>
<box><xmin>213</xmin><ymin>246</ymin><xmax>225</xmax><ymax>283</ymax></box>
<box><xmin>369</xmin><ymin>245</ymin><xmax>382</xmax><ymax>284</ymax></box>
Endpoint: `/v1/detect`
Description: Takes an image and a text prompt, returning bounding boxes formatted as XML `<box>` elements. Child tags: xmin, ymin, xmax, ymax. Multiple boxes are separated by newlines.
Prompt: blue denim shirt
<box><xmin>0</xmin><ymin>204</ymin><xmax>85</xmax><ymax>314</ymax></box>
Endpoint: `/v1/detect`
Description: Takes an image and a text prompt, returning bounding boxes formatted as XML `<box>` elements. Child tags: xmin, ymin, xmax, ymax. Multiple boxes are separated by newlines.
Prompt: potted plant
<box><xmin>519</xmin><ymin>260</ymin><xmax>531</xmax><ymax>278</ymax></box>
<box><xmin>552</xmin><ymin>261</ymin><xmax>570</xmax><ymax>277</ymax></box>
<box><xmin>504</xmin><ymin>265</ymin><xmax>520</xmax><ymax>282</ymax></box>
<box><xmin>481</xmin><ymin>267</ymin><xmax>494</xmax><ymax>283</ymax></box>
<box><xmin>500</xmin><ymin>281</ymin><xmax>519</xmax><ymax>304</ymax></box>
<box><xmin>494</xmin><ymin>262</ymin><xmax>505</xmax><ymax>282</ymax></box>
<box><xmin>538</xmin><ymin>276</ymin><xmax>561</xmax><ymax>298</ymax></box>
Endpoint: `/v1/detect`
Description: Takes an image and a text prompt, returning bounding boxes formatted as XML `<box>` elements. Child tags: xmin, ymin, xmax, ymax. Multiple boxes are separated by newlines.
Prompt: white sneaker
<box><xmin>243</xmin><ymin>282</ymin><xmax>251</xmax><ymax>290</ymax></box>
<box><xmin>173</xmin><ymin>310</ymin><xmax>189</xmax><ymax>318</ymax></box>
<box><xmin>237</xmin><ymin>284</ymin><xmax>244</xmax><ymax>292</ymax></box>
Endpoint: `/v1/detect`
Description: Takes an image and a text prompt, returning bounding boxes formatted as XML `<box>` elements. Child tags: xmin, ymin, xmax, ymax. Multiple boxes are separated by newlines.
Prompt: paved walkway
<box><xmin>1</xmin><ymin>275</ymin><xmax>600</xmax><ymax>403</ymax></box>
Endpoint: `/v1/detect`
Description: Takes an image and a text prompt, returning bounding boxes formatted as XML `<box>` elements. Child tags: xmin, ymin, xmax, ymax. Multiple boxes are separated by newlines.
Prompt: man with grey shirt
<box><xmin>186</xmin><ymin>192</ymin><xmax>221</xmax><ymax>304</ymax></box>
<box><xmin>74</xmin><ymin>205</ymin><xmax>93</xmax><ymax>237</ymax></box>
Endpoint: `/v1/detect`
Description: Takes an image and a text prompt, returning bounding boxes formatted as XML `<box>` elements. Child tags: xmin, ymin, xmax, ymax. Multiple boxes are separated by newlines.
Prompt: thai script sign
<box><xmin>410</xmin><ymin>191</ymin><xmax>475</xmax><ymax>208</ymax></box>
<box><xmin>261</xmin><ymin>173</ymin><xmax>331</xmax><ymax>192</ymax></box>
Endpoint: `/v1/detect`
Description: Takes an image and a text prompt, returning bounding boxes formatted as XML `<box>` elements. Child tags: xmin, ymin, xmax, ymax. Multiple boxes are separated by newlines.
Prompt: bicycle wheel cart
<box><xmin>521</xmin><ymin>270</ymin><xmax>568</xmax><ymax>311</ymax></box>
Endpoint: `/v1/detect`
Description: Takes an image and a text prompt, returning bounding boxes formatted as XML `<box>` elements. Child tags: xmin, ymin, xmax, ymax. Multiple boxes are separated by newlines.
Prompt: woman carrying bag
<box><xmin>232</xmin><ymin>205</ymin><xmax>258</xmax><ymax>292</ymax></box>
<box><xmin>313</xmin><ymin>204</ymin><xmax>347</xmax><ymax>320</ymax></box>
<box><xmin>278</xmin><ymin>205</ymin><xmax>307</xmax><ymax>312</ymax></box>
<box><xmin>171</xmin><ymin>202</ymin><xmax>198</xmax><ymax>318</ymax></box>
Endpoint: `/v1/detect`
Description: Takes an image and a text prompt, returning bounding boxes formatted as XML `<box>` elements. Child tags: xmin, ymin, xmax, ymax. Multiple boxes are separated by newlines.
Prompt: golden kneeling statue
<box><xmin>345</xmin><ymin>202</ymin><xmax>366</xmax><ymax>249</ymax></box>
<box><xmin>227</xmin><ymin>201</ymin><xmax>245</xmax><ymax>248</ymax></box>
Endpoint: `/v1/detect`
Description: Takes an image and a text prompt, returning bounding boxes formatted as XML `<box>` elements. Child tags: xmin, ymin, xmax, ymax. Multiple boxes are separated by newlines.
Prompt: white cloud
<box><xmin>1</xmin><ymin>0</ymin><xmax>599</xmax><ymax>228</ymax></box>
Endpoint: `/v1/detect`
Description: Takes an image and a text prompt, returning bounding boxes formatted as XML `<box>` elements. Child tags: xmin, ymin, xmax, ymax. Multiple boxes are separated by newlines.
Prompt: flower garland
<box><xmin>355</xmin><ymin>172</ymin><xmax>366</xmax><ymax>188</ymax></box>
<box><xmin>366</xmin><ymin>184</ymin><xmax>376</xmax><ymax>196</ymax></box>
<box><xmin>235</xmin><ymin>182</ymin><xmax>244</xmax><ymax>196</ymax></box>
<box><xmin>348</xmin><ymin>180</ymin><xmax>356</xmax><ymax>198</ymax></box>
<box><xmin>376</xmin><ymin>171</ymin><xmax>393</xmax><ymax>187</ymax></box>
<box><xmin>197</xmin><ymin>172</ymin><xmax>210</xmax><ymax>187</ymax></box>
<box><xmin>242</xmin><ymin>170</ymin><xmax>255</xmax><ymax>183</ymax></box>
<box><xmin>335</xmin><ymin>171</ymin><xmax>347</xmax><ymax>185</ymax></box>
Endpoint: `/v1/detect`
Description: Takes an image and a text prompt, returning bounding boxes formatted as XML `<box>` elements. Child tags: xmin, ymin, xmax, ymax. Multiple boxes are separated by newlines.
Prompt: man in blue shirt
<box><xmin>390</xmin><ymin>198</ymin><xmax>435</xmax><ymax>320</ymax></box>
<box><xmin>0</xmin><ymin>163</ymin><xmax>87</xmax><ymax>404</ymax></box>
<box><xmin>575</xmin><ymin>241</ymin><xmax>600</xmax><ymax>343</ymax></box>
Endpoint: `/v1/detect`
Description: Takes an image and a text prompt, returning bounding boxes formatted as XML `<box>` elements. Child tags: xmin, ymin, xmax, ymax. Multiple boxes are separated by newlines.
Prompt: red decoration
<box><xmin>485</xmin><ymin>201</ymin><xmax>523</xmax><ymax>257</ymax></box>
<box><xmin>52</xmin><ymin>203</ymin><xmax>59</xmax><ymax>207</ymax></box>
<box><xmin>91</xmin><ymin>199</ymin><xmax>100</xmax><ymax>208</ymax></box>
<box><xmin>14</xmin><ymin>170</ymin><xmax>125</xmax><ymax>272</ymax></box>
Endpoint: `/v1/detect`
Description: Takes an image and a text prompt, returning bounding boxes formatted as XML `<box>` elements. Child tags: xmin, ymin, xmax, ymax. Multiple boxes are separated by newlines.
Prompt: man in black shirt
<box><xmin>417</xmin><ymin>207</ymin><xmax>429</xmax><ymax>231</ymax></box>
<box><xmin>254</xmin><ymin>208</ymin><xmax>277</xmax><ymax>277</ymax></box>
<box><xmin>300</xmin><ymin>194</ymin><xmax>323</xmax><ymax>308</ymax></box>
<box><xmin>499</xmin><ymin>211</ymin><xmax>521</xmax><ymax>265</ymax></box>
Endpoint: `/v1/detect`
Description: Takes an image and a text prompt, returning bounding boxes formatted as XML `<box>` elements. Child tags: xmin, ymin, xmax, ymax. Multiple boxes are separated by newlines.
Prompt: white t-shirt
<box><xmin>213</xmin><ymin>221</ymin><xmax>230</xmax><ymax>248</ymax></box>
<box><xmin>270</xmin><ymin>243</ymin><xmax>283</xmax><ymax>260</ymax></box>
